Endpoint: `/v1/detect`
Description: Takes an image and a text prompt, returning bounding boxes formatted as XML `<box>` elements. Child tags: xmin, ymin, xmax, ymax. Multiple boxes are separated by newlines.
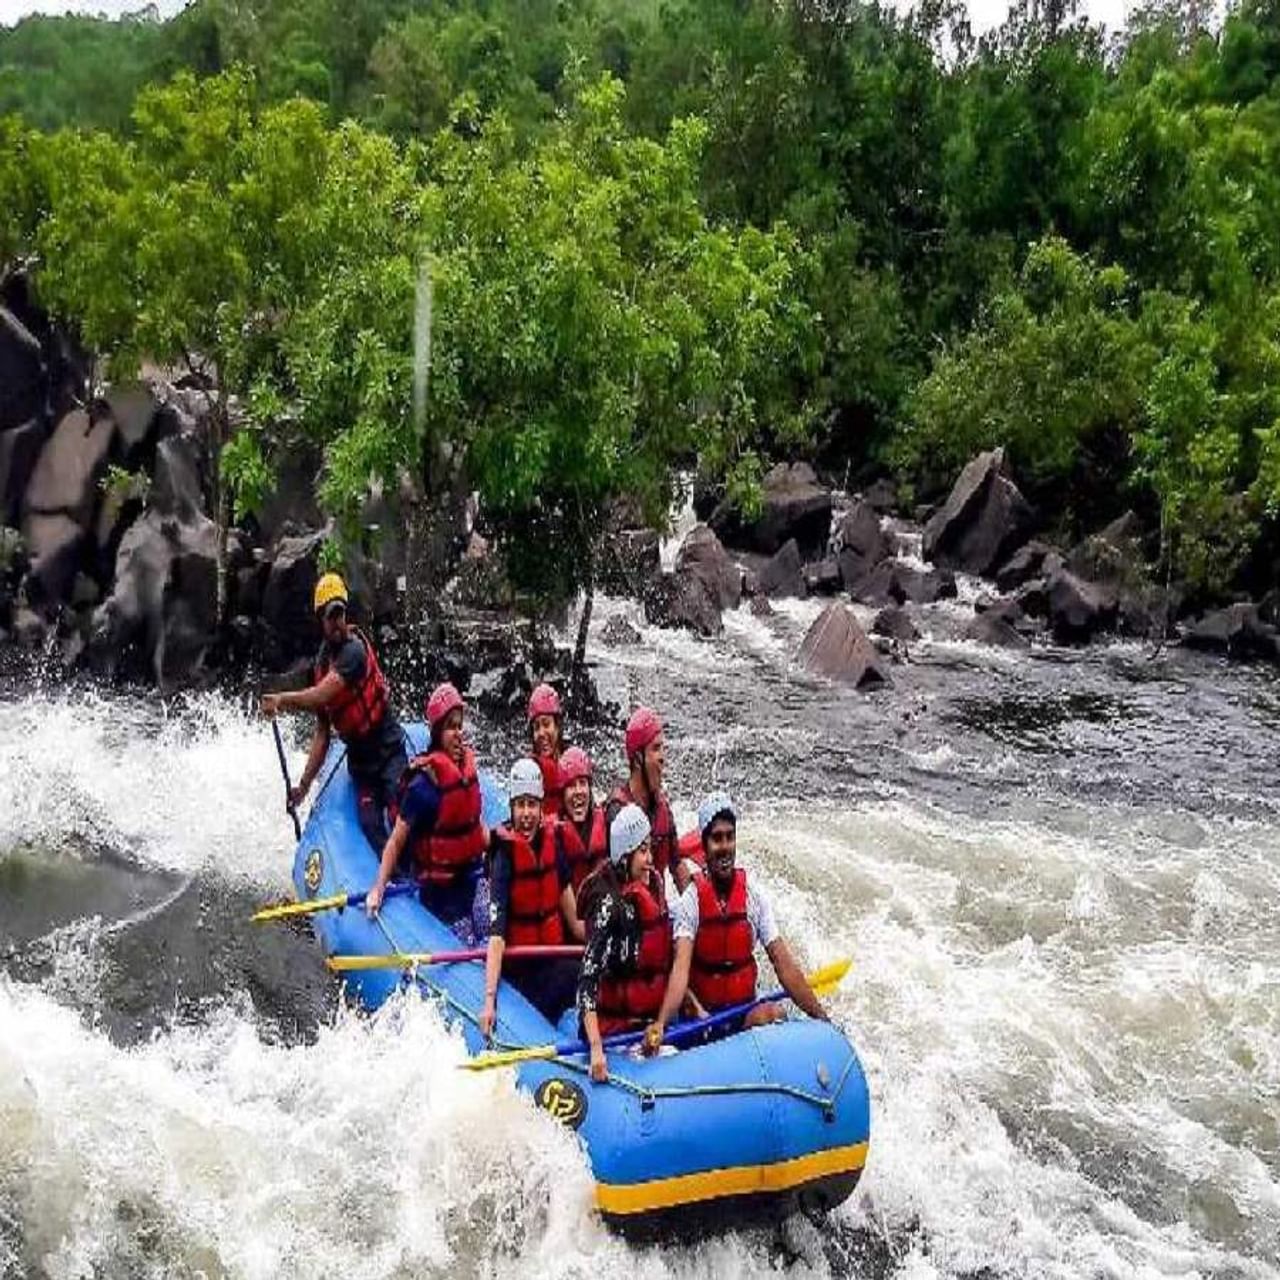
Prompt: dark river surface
<box><xmin>2</xmin><ymin>571</ymin><xmax>1278</xmax><ymax>1278</ymax></box>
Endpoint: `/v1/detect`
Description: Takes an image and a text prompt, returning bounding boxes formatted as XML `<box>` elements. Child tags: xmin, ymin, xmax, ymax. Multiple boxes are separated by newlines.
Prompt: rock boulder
<box><xmin>854</xmin><ymin>559</ymin><xmax>957</xmax><ymax>608</ymax></box>
<box><xmin>1182</xmin><ymin>603</ymin><xmax>1278</xmax><ymax>662</ymax></box>
<box><xmin>923</xmin><ymin>448</ymin><xmax>1035</xmax><ymax>577</ymax></box>
<box><xmin>798</xmin><ymin>602</ymin><xmax>890</xmax><ymax>688</ymax></box>
<box><xmin>90</xmin><ymin>509</ymin><xmax>218</xmax><ymax>688</ymax></box>
<box><xmin>712</xmin><ymin>462</ymin><xmax>832</xmax><ymax>559</ymax></box>
<box><xmin>643</xmin><ymin>570</ymin><xmax>722</xmax><ymax>636</ymax></box>
<box><xmin>995</xmin><ymin>541</ymin><xmax>1063</xmax><ymax>593</ymax></box>
<box><xmin>21</xmin><ymin>512</ymin><xmax>85</xmax><ymax>607</ymax></box>
<box><xmin>0</xmin><ymin>305</ymin><xmax>44</xmax><ymax>432</ymax></box>
<box><xmin>261</xmin><ymin>528</ymin><xmax>330</xmax><ymax>660</ymax></box>
<box><xmin>23</xmin><ymin>408</ymin><xmax>115</xmax><ymax>527</ymax></box>
<box><xmin>758</xmin><ymin>538</ymin><xmax>807</xmax><ymax>599</ymax></box>
<box><xmin>1045</xmin><ymin>568</ymin><xmax>1118</xmax><ymax>643</ymax></box>
<box><xmin>836</xmin><ymin>498</ymin><xmax>892</xmax><ymax>590</ymax></box>
<box><xmin>0</xmin><ymin>419</ymin><xmax>44</xmax><ymax>526</ymax></box>
<box><xmin>675</xmin><ymin>524</ymin><xmax>741</xmax><ymax>610</ymax></box>
<box><xmin>872</xmin><ymin>605</ymin><xmax>920</xmax><ymax>642</ymax></box>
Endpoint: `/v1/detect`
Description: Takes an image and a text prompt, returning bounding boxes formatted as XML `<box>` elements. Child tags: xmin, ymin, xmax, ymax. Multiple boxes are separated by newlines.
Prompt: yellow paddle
<box><xmin>327</xmin><ymin>944</ymin><xmax>583</xmax><ymax>971</ymax></box>
<box><xmin>462</xmin><ymin>957</ymin><xmax>852</xmax><ymax>1073</ymax></box>
<box><xmin>251</xmin><ymin>882</ymin><xmax>416</xmax><ymax>923</ymax></box>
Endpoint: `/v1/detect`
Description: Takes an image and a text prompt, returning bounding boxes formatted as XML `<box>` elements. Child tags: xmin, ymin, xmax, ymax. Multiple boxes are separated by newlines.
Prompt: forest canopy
<box><xmin>5</xmin><ymin>0</ymin><xmax>1280</xmax><ymax>598</ymax></box>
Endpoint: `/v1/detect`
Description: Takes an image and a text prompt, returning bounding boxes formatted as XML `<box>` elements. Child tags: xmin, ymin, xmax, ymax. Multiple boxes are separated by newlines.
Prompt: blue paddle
<box><xmin>463</xmin><ymin>958</ymin><xmax>850</xmax><ymax>1071</ymax></box>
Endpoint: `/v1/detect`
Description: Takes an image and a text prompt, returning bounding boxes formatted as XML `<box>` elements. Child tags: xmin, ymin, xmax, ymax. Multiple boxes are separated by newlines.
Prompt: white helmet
<box><xmin>609</xmin><ymin>803</ymin><xmax>651</xmax><ymax>866</ymax></box>
<box><xmin>698</xmin><ymin>791</ymin><xmax>736</xmax><ymax>838</ymax></box>
<box><xmin>508</xmin><ymin>757</ymin><xmax>544</xmax><ymax>802</ymax></box>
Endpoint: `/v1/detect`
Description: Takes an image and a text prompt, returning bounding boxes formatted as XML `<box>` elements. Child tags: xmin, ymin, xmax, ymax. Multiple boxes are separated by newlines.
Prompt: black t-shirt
<box><xmin>317</xmin><ymin>634</ymin><xmax>405</xmax><ymax>779</ymax></box>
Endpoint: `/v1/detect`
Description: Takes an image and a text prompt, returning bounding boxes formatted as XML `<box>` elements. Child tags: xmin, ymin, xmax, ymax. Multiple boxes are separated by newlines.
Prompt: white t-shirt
<box><xmin>671</xmin><ymin>874</ymin><xmax>779</xmax><ymax>948</ymax></box>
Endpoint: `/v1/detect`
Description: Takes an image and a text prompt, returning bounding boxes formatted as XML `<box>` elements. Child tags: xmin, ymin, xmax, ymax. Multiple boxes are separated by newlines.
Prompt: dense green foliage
<box><xmin>6</xmin><ymin>0</ymin><xmax>1280</xmax><ymax>597</ymax></box>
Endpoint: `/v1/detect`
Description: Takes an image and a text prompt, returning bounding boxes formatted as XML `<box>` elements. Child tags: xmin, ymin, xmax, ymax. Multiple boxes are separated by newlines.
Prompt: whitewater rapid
<box><xmin>2</xmin><ymin>596</ymin><xmax>1278</xmax><ymax>1278</ymax></box>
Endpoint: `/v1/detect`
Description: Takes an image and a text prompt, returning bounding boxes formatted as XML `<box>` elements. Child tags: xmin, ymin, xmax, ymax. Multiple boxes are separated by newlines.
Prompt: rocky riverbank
<box><xmin>4</xmin><ymin>272</ymin><xmax>1279</xmax><ymax>708</ymax></box>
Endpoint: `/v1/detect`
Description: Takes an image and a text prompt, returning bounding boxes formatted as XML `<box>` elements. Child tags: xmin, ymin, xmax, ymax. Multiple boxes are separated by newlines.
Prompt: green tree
<box><xmin>400</xmin><ymin>75</ymin><xmax>816</xmax><ymax>679</ymax></box>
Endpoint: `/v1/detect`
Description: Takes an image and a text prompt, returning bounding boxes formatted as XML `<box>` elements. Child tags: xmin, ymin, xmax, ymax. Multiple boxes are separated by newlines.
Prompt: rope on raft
<box><xmin>519</xmin><ymin>1038</ymin><xmax>858</xmax><ymax>1115</ymax></box>
<box><xmin>366</xmin><ymin>901</ymin><xmax>853</xmax><ymax>1112</ymax></box>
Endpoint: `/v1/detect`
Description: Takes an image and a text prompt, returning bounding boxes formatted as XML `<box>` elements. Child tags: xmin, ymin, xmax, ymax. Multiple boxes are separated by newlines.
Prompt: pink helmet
<box><xmin>625</xmin><ymin>706</ymin><xmax>663</xmax><ymax>760</ymax></box>
<box><xmin>558</xmin><ymin>746</ymin><xmax>593</xmax><ymax>785</ymax></box>
<box><xmin>426</xmin><ymin>682</ymin><xmax>464</xmax><ymax>730</ymax></box>
<box><xmin>527</xmin><ymin>683</ymin><xmax>562</xmax><ymax>720</ymax></box>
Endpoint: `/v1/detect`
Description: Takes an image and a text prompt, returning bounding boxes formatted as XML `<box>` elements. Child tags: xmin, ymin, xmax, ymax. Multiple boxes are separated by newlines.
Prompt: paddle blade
<box><xmin>251</xmin><ymin>892</ymin><xmax>349</xmax><ymax>923</ymax></box>
<box><xmin>327</xmin><ymin>952</ymin><xmax>440</xmax><ymax>972</ymax></box>
<box><xmin>807</xmin><ymin>957</ymin><xmax>852</xmax><ymax>997</ymax></box>
<box><xmin>460</xmin><ymin>1044</ymin><xmax>559</xmax><ymax>1072</ymax></box>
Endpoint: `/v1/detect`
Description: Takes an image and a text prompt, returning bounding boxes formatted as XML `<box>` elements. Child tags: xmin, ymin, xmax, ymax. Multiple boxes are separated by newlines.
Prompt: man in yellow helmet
<box><xmin>260</xmin><ymin>573</ymin><xmax>408</xmax><ymax>852</ymax></box>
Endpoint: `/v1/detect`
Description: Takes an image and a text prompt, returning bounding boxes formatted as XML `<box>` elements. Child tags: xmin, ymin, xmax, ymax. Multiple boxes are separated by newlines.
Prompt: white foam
<box><xmin>0</xmin><ymin>690</ymin><xmax>300</xmax><ymax>889</ymax></box>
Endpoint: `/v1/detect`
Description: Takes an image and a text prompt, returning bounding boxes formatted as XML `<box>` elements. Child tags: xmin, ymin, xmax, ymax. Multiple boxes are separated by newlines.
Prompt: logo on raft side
<box><xmin>534</xmin><ymin>1078</ymin><xmax>588</xmax><ymax>1129</ymax></box>
<box><xmin>303</xmin><ymin>849</ymin><xmax>324</xmax><ymax>893</ymax></box>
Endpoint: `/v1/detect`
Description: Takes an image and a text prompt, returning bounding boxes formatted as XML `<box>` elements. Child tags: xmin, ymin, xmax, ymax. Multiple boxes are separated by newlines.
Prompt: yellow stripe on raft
<box><xmin>595</xmin><ymin>1141</ymin><xmax>869</xmax><ymax>1217</ymax></box>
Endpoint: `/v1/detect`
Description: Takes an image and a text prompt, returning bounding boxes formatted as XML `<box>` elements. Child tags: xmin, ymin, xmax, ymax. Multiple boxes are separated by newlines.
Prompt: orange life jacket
<box><xmin>597</xmin><ymin>873</ymin><xmax>672</xmax><ymax>1035</ymax></box>
<box><xmin>315</xmin><ymin>626</ymin><xmax>389</xmax><ymax>743</ymax></box>
<box><xmin>690</xmin><ymin>868</ymin><xmax>758</xmax><ymax>1010</ymax></box>
<box><xmin>536</xmin><ymin>753</ymin><xmax>562</xmax><ymax>819</ymax></box>
<box><xmin>561</xmin><ymin>805</ymin><xmax>608</xmax><ymax>896</ymax></box>
<box><xmin>608</xmin><ymin>783</ymin><xmax>676</xmax><ymax>881</ymax></box>
<box><xmin>403</xmin><ymin>747</ymin><xmax>486</xmax><ymax>884</ymax></box>
<box><xmin>497</xmin><ymin>820</ymin><xmax>566</xmax><ymax>947</ymax></box>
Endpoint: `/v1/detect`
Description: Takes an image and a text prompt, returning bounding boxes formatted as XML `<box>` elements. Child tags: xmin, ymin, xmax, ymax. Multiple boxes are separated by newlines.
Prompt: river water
<box><xmin>1</xmin><ymin>586</ymin><xmax>1278</xmax><ymax>1279</ymax></box>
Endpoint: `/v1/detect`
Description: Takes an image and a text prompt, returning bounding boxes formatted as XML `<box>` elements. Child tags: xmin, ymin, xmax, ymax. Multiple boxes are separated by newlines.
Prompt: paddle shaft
<box><xmin>252</xmin><ymin>881</ymin><xmax>420</xmax><ymax>922</ymax></box>
<box><xmin>464</xmin><ymin>961</ymin><xmax>849</xmax><ymax>1070</ymax></box>
<box><xmin>271</xmin><ymin>719</ymin><xmax>302</xmax><ymax>841</ymax></box>
<box><xmin>330</xmin><ymin>944</ymin><xmax>584</xmax><ymax>970</ymax></box>
<box><xmin>578</xmin><ymin>984</ymin><xmax>792</xmax><ymax>1058</ymax></box>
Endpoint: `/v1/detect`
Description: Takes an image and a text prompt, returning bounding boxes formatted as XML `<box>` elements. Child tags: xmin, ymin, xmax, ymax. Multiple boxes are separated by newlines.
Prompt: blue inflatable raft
<box><xmin>292</xmin><ymin>724</ymin><xmax>871</xmax><ymax>1234</ymax></box>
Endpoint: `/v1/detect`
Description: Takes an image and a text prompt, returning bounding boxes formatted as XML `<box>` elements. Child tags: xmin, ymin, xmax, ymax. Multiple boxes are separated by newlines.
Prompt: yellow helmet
<box><xmin>313</xmin><ymin>572</ymin><xmax>349</xmax><ymax>615</ymax></box>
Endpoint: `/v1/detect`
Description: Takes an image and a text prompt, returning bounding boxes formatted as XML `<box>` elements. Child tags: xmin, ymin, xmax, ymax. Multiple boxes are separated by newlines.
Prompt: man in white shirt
<box><xmin>672</xmin><ymin>792</ymin><xmax>829</xmax><ymax>1029</ymax></box>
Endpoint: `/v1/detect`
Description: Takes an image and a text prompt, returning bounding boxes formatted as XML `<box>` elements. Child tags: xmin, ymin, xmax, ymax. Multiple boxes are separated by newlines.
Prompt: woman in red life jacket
<box><xmin>527</xmin><ymin>684</ymin><xmax>565</xmax><ymax>817</ymax></box>
<box><xmin>260</xmin><ymin>573</ymin><xmax>407</xmax><ymax>853</ymax></box>
<box><xmin>364</xmin><ymin>683</ymin><xmax>487</xmax><ymax>943</ymax></box>
<box><xmin>478</xmin><ymin>758</ymin><xmax>585</xmax><ymax>1037</ymax></box>
<box><xmin>576</xmin><ymin>804</ymin><xmax>694</xmax><ymax>1083</ymax></box>
<box><xmin>673</xmin><ymin>792</ymin><xmax>829</xmax><ymax>1031</ymax></box>
<box><xmin>557</xmin><ymin>746</ymin><xmax>607</xmax><ymax>899</ymax></box>
<box><xmin>605</xmin><ymin>706</ymin><xmax>687</xmax><ymax>891</ymax></box>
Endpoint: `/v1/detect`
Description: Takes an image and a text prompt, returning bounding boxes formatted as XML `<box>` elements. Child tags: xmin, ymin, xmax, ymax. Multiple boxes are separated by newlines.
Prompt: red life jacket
<box><xmin>536</xmin><ymin>753</ymin><xmax>562</xmax><ymax>819</ymax></box>
<box><xmin>499</xmin><ymin>820</ymin><xmax>566</xmax><ymax>947</ymax></box>
<box><xmin>597</xmin><ymin>874</ymin><xmax>672</xmax><ymax>1035</ymax></box>
<box><xmin>608</xmin><ymin>783</ymin><xmax>677</xmax><ymax>881</ymax></box>
<box><xmin>315</xmin><ymin>627</ymin><xmax>389</xmax><ymax>744</ymax></box>
<box><xmin>403</xmin><ymin>747</ymin><xmax>486</xmax><ymax>884</ymax></box>
<box><xmin>690</xmin><ymin>869</ymin><xmax>758</xmax><ymax>1010</ymax></box>
<box><xmin>561</xmin><ymin>805</ymin><xmax>608</xmax><ymax>896</ymax></box>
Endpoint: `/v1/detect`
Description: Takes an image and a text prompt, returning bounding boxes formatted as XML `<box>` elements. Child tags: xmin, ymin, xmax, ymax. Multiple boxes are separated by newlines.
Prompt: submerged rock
<box><xmin>798</xmin><ymin>602</ymin><xmax>890</xmax><ymax>688</ymax></box>
<box><xmin>853</xmin><ymin>559</ymin><xmax>956</xmax><ymax>608</ymax></box>
<box><xmin>1182</xmin><ymin>603</ymin><xmax>1279</xmax><ymax>662</ymax></box>
<box><xmin>643</xmin><ymin>569</ymin><xmax>722</xmax><ymax>636</ymax></box>
<box><xmin>600</xmin><ymin>614</ymin><xmax>642</xmax><ymax>647</ymax></box>
<box><xmin>872</xmin><ymin>604</ymin><xmax>919</xmax><ymax>642</ymax></box>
